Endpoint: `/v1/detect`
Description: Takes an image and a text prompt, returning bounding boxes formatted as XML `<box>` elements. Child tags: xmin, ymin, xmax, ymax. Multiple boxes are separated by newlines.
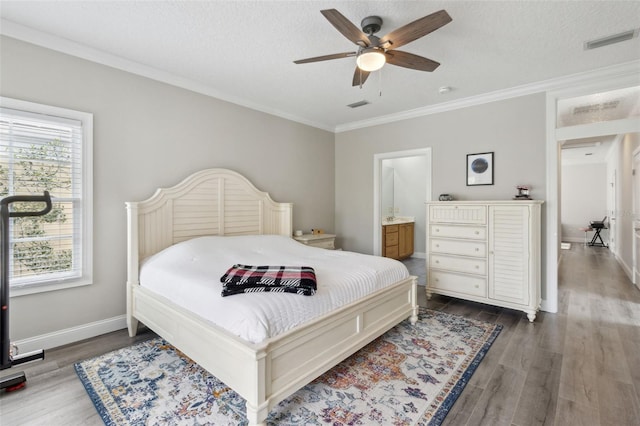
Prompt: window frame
<box><xmin>1</xmin><ymin>97</ymin><xmax>93</xmax><ymax>297</ymax></box>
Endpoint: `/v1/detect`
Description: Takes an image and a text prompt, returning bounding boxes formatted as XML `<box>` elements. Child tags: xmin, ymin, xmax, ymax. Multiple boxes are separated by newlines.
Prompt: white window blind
<box><xmin>0</xmin><ymin>99</ymin><xmax>92</xmax><ymax>292</ymax></box>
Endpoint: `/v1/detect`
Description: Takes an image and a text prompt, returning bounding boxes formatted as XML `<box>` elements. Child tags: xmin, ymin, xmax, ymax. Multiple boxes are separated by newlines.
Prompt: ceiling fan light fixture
<box><xmin>356</xmin><ymin>49</ymin><xmax>386</xmax><ymax>72</ymax></box>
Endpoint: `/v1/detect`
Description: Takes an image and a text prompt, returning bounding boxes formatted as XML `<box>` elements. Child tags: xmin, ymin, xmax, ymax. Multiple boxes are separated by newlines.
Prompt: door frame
<box><xmin>373</xmin><ymin>148</ymin><xmax>432</xmax><ymax>256</ymax></box>
<box><xmin>608</xmin><ymin>165</ymin><xmax>617</xmax><ymax>254</ymax></box>
<box><xmin>632</xmin><ymin>146</ymin><xmax>640</xmax><ymax>287</ymax></box>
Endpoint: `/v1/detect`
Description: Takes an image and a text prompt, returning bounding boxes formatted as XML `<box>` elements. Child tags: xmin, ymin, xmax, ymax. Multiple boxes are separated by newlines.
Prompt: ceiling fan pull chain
<box><xmin>379</xmin><ymin>68</ymin><xmax>383</xmax><ymax>97</ymax></box>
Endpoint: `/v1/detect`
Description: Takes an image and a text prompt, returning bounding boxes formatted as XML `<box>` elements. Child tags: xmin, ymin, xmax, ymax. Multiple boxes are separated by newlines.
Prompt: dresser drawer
<box><xmin>429</xmin><ymin>205</ymin><xmax>487</xmax><ymax>224</ymax></box>
<box><xmin>311</xmin><ymin>238</ymin><xmax>335</xmax><ymax>249</ymax></box>
<box><xmin>430</xmin><ymin>238</ymin><xmax>486</xmax><ymax>257</ymax></box>
<box><xmin>294</xmin><ymin>234</ymin><xmax>336</xmax><ymax>250</ymax></box>
<box><xmin>430</xmin><ymin>225</ymin><xmax>486</xmax><ymax>240</ymax></box>
<box><xmin>430</xmin><ymin>254</ymin><xmax>486</xmax><ymax>275</ymax></box>
<box><xmin>429</xmin><ymin>270</ymin><xmax>487</xmax><ymax>297</ymax></box>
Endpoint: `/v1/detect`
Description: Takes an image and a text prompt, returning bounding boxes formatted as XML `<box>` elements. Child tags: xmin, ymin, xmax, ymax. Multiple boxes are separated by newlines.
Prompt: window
<box><xmin>0</xmin><ymin>97</ymin><xmax>92</xmax><ymax>295</ymax></box>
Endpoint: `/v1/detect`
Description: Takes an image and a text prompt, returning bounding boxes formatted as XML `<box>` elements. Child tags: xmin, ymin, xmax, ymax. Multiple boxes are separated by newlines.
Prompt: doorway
<box><xmin>547</xmin><ymin>80</ymin><xmax>640</xmax><ymax>313</ymax></box>
<box><xmin>373</xmin><ymin>148</ymin><xmax>432</xmax><ymax>257</ymax></box>
<box><xmin>560</xmin><ymin>137</ymin><xmax>615</xmax><ymax>248</ymax></box>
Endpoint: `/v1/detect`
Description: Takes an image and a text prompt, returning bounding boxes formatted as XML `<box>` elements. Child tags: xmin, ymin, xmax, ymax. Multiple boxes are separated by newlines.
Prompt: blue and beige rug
<box><xmin>75</xmin><ymin>308</ymin><xmax>502</xmax><ymax>425</ymax></box>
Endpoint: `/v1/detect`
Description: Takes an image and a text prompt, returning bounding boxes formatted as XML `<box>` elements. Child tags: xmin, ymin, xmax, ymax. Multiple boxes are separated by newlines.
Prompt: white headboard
<box><xmin>126</xmin><ymin>168</ymin><xmax>293</xmax><ymax>286</ymax></box>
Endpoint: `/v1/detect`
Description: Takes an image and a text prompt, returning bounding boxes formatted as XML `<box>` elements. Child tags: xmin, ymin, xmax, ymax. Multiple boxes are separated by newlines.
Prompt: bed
<box><xmin>126</xmin><ymin>168</ymin><xmax>418</xmax><ymax>425</ymax></box>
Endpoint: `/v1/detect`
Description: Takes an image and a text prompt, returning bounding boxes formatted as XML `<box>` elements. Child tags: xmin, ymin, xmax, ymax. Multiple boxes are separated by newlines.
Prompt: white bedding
<box><xmin>139</xmin><ymin>235</ymin><xmax>410</xmax><ymax>344</ymax></box>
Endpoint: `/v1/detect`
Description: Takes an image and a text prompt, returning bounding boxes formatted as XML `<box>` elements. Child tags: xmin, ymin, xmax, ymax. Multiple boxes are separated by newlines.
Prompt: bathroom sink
<box><xmin>382</xmin><ymin>216</ymin><xmax>415</xmax><ymax>225</ymax></box>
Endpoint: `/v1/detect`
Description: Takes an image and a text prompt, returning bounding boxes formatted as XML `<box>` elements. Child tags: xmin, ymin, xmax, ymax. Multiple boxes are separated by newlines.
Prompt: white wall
<box><xmin>560</xmin><ymin>163</ymin><xmax>608</xmax><ymax>243</ymax></box>
<box><xmin>1</xmin><ymin>36</ymin><xmax>335</xmax><ymax>343</ymax></box>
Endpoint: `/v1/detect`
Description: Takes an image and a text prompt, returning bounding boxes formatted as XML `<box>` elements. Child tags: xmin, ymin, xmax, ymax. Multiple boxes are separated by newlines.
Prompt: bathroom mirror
<box><xmin>381</xmin><ymin>164</ymin><xmax>395</xmax><ymax>219</ymax></box>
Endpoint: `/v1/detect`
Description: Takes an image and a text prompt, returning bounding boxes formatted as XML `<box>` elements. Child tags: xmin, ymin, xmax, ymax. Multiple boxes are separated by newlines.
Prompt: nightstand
<box><xmin>293</xmin><ymin>233</ymin><xmax>336</xmax><ymax>250</ymax></box>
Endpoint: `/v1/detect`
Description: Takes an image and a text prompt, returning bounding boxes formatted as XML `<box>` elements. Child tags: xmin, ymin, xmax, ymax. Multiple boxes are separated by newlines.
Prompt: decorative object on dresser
<box><xmin>382</xmin><ymin>219</ymin><xmax>414</xmax><ymax>260</ymax></box>
<box><xmin>514</xmin><ymin>185</ymin><xmax>531</xmax><ymax>200</ymax></box>
<box><xmin>293</xmin><ymin>233</ymin><xmax>336</xmax><ymax>249</ymax></box>
<box><xmin>466</xmin><ymin>152</ymin><xmax>494</xmax><ymax>186</ymax></box>
<box><xmin>426</xmin><ymin>200</ymin><xmax>544</xmax><ymax>321</ymax></box>
<box><xmin>439</xmin><ymin>193</ymin><xmax>454</xmax><ymax>201</ymax></box>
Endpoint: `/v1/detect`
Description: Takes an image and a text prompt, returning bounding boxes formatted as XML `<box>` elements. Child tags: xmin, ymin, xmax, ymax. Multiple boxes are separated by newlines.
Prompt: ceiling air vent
<box><xmin>584</xmin><ymin>29</ymin><xmax>639</xmax><ymax>50</ymax></box>
<box><xmin>347</xmin><ymin>100</ymin><xmax>370</xmax><ymax>108</ymax></box>
<box><xmin>572</xmin><ymin>100</ymin><xmax>620</xmax><ymax>115</ymax></box>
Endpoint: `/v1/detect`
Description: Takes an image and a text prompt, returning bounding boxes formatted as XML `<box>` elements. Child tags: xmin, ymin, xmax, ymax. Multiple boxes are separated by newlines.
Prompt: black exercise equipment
<box><xmin>588</xmin><ymin>216</ymin><xmax>608</xmax><ymax>248</ymax></box>
<box><xmin>1</xmin><ymin>191</ymin><xmax>52</xmax><ymax>391</ymax></box>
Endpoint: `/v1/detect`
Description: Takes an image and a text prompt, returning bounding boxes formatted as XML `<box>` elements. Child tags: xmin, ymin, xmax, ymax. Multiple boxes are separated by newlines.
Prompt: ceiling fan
<box><xmin>294</xmin><ymin>9</ymin><xmax>452</xmax><ymax>87</ymax></box>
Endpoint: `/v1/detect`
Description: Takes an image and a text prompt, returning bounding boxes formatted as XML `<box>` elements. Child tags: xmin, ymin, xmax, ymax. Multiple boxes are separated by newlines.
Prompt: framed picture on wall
<box><xmin>466</xmin><ymin>152</ymin><xmax>494</xmax><ymax>186</ymax></box>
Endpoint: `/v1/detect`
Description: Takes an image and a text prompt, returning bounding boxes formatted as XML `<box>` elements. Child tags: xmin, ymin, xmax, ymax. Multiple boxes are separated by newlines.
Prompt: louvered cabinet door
<box><xmin>488</xmin><ymin>205</ymin><xmax>530</xmax><ymax>305</ymax></box>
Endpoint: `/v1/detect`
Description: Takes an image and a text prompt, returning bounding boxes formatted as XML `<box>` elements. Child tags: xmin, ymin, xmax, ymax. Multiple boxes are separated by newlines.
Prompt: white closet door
<box><xmin>489</xmin><ymin>205</ymin><xmax>530</xmax><ymax>305</ymax></box>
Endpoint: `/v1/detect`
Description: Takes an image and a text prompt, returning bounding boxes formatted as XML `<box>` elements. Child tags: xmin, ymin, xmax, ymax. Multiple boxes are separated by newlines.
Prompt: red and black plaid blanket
<box><xmin>220</xmin><ymin>264</ymin><xmax>317</xmax><ymax>297</ymax></box>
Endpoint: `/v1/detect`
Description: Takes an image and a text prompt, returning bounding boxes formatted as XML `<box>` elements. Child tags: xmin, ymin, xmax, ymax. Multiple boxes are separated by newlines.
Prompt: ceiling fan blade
<box><xmin>380</xmin><ymin>9</ymin><xmax>452</xmax><ymax>49</ymax></box>
<box><xmin>294</xmin><ymin>52</ymin><xmax>356</xmax><ymax>64</ymax></box>
<box><xmin>385</xmin><ymin>50</ymin><xmax>440</xmax><ymax>71</ymax></box>
<box><xmin>321</xmin><ymin>9</ymin><xmax>371</xmax><ymax>47</ymax></box>
<box><xmin>352</xmin><ymin>67</ymin><xmax>371</xmax><ymax>86</ymax></box>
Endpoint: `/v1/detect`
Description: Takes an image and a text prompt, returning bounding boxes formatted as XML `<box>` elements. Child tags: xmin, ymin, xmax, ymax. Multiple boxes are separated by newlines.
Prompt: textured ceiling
<box><xmin>1</xmin><ymin>1</ymin><xmax>639</xmax><ymax>132</ymax></box>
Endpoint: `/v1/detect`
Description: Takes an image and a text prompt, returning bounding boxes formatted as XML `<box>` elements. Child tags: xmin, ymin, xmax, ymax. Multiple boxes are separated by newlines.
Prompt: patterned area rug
<box><xmin>75</xmin><ymin>308</ymin><xmax>502</xmax><ymax>425</ymax></box>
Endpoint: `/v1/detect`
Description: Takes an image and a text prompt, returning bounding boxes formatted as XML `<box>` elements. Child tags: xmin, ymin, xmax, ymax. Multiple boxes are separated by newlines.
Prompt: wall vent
<box><xmin>347</xmin><ymin>100</ymin><xmax>370</xmax><ymax>108</ymax></box>
<box><xmin>584</xmin><ymin>29</ymin><xmax>638</xmax><ymax>50</ymax></box>
<box><xmin>573</xmin><ymin>100</ymin><xmax>620</xmax><ymax>115</ymax></box>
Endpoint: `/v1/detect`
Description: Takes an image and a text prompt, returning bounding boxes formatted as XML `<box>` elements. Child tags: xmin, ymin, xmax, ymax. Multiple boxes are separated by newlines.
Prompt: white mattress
<box><xmin>139</xmin><ymin>235</ymin><xmax>410</xmax><ymax>344</ymax></box>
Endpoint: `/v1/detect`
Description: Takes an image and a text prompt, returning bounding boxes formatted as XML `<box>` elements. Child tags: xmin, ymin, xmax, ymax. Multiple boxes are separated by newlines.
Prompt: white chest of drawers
<box><xmin>426</xmin><ymin>200</ymin><xmax>543</xmax><ymax>321</ymax></box>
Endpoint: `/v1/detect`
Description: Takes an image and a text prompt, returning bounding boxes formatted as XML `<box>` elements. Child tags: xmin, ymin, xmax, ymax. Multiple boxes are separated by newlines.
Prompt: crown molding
<box><xmin>334</xmin><ymin>60</ymin><xmax>640</xmax><ymax>133</ymax></box>
<box><xmin>0</xmin><ymin>19</ymin><xmax>334</xmax><ymax>133</ymax></box>
<box><xmin>2</xmin><ymin>19</ymin><xmax>638</xmax><ymax>135</ymax></box>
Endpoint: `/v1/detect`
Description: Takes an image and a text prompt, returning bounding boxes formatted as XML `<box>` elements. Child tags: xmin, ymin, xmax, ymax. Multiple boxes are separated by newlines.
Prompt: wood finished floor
<box><xmin>1</xmin><ymin>244</ymin><xmax>639</xmax><ymax>425</ymax></box>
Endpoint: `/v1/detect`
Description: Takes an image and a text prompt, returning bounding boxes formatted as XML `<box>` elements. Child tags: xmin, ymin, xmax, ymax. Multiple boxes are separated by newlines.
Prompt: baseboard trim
<box><xmin>562</xmin><ymin>237</ymin><xmax>587</xmax><ymax>244</ymax></box>
<box><xmin>411</xmin><ymin>252</ymin><xmax>426</xmax><ymax>259</ymax></box>
<box><xmin>13</xmin><ymin>315</ymin><xmax>127</xmax><ymax>353</ymax></box>
<box><xmin>540</xmin><ymin>298</ymin><xmax>556</xmax><ymax>313</ymax></box>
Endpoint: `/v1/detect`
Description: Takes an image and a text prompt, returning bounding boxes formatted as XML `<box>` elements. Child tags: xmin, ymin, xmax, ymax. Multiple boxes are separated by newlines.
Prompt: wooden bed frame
<box><xmin>126</xmin><ymin>168</ymin><xmax>418</xmax><ymax>425</ymax></box>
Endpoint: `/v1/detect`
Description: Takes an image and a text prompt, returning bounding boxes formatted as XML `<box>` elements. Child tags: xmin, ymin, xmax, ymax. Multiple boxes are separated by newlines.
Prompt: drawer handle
<box><xmin>435</xmin><ymin>228</ymin><xmax>440</xmax><ymax>232</ymax></box>
<box><xmin>435</xmin><ymin>260</ymin><xmax>439</xmax><ymax>263</ymax></box>
<box><xmin>436</xmin><ymin>244</ymin><xmax>440</xmax><ymax>248</ymax></box>
<box><xmin>475</xmin><ymin>285</ymin><xmax>479</xmax><ymax>288</ymax></box>
<box><xmin>475</xmin><ymin>265</ymin><xmax>479</xmax><ymax>269</ymax></box>
<box><xmin>475</xmin><ymin>248</ymin><xmax>479</xmax><ymax>252</ymax></box>
<box><xmin>435</xmin><ymin>278</ymin><xmax>439</xmax><ymax>282</ymax></box>
<box><xmin>475</xmin><ymin>231</ymin><xmax>479</xmax><ymax>235</ymax></box>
